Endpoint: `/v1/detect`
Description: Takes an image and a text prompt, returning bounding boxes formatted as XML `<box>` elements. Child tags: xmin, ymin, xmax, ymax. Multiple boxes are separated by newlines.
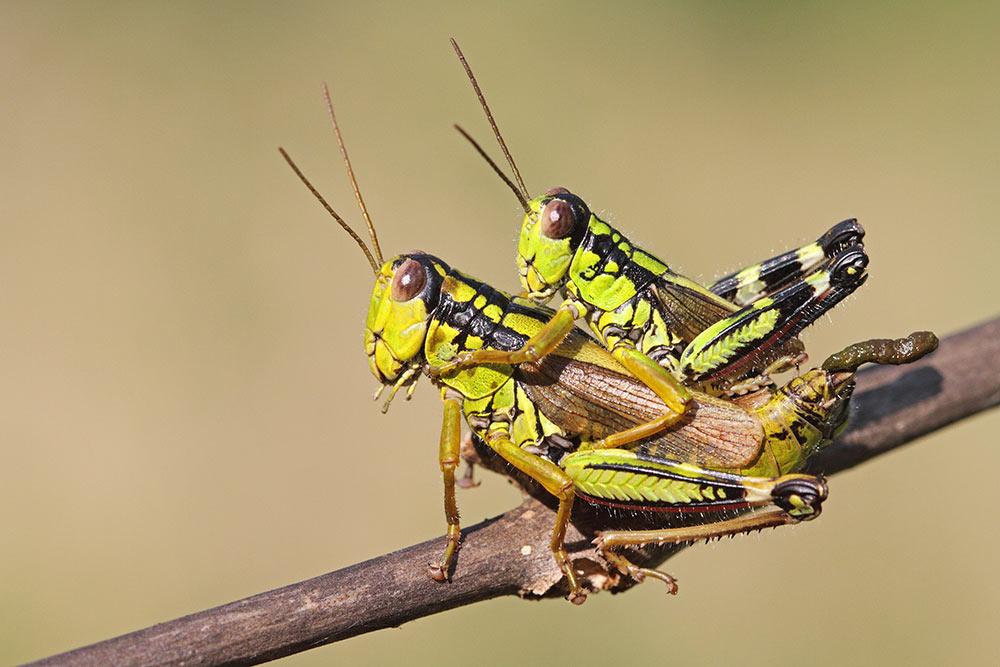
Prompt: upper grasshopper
<box><xmin>441</xmin><ymin>40</ymin><xmax>868</xmax><ymax>433</ymax></box>
<box><xmin>280</xmin><ymin>85</ymin><xmax>936</xmax><ymax>602</ymax></box>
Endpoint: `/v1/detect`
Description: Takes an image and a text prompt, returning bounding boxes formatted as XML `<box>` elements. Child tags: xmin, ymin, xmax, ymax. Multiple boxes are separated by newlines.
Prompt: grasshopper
<box><xmin>442</xmin><ymin>40</ymin><xmax>869</xmax><ymax>431</ymax></box>
<box><xmin>280</xmin><ymin>87</ymin><xmax>936</xmax><ymax>601</ymax></box>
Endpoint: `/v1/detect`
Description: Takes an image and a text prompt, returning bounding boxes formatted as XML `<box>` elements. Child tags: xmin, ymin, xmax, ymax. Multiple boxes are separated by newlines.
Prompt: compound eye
<box><xmin>540</xmin><ymin>199</ymin><xmax>576</xmax><ymax>239</ymax></box>
<box><xmin>390</xmin><ymin>259</ymin><xmax>426</xmax><ymax>301</ymax></box>
<box><xmin>544</xmin><ymin>186</ymin><xmax>571</xmax><ymax>196</ymax></box>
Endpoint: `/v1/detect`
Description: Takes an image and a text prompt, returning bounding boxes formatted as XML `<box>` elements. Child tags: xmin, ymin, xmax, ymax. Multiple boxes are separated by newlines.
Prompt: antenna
<box><xmin>454</xmin><ymin>124</ymin><xmax>529</xmax><ymax>213</ymax></box>
<box><xmin>323</xmin><ymin>83</ymin><xmax>384</xmax><ymax>266</ymax></box>
<box><xmin>450</xmin><ymin>38</ymin><xmax>530</xmax><ymax>201</ymax></box>
<box><xmin>279</xmin><ymin>147</ymin><xmax>380</xmax><ymax>275</ymax></box>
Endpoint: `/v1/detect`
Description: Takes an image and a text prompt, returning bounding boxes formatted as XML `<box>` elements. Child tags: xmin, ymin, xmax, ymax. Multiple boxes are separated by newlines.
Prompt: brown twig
<box><xmin>28</xmin><ymin>318</ymin><xmax>1000</xmax><ymax>667</ymax></box>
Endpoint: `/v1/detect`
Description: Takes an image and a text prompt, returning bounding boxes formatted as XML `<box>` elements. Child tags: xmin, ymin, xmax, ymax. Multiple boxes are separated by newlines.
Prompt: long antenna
<box><xmin>454</xmin><ymin>124</ymin><xmax>529</xmax><ymax>213</ymax></box>
<box><xmin>279</xmin><ymin>147</ymin><xmax>380</xmax><ymax>276</ymax></box>
<box><xmin>322</xmin><ymin>83</ymin><xmax>384</xmax><ymax>266</ymax></box>
<box><xmin>450</xmin><ymin>38</ymin><xmax>530</xmax><ymax>201</ymax></box>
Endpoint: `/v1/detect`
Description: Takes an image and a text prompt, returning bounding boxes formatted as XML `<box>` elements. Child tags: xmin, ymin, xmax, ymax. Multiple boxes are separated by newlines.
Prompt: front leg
<box><xmin>427</xmin><ymin>304</ymin><xmax>579</xmax><ymax>377</ymax></box>
<box><xmin>428</xmin><ymin>393</ymin><xmax>463</xmax><ymax>582</ymax></box>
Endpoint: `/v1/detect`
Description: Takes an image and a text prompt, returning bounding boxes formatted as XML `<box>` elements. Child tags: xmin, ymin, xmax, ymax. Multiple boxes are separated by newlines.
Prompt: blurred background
<box><xmin>2</xmin><ymin>2</ymin><xmax>998</xmax><ymax>665</ymax></box>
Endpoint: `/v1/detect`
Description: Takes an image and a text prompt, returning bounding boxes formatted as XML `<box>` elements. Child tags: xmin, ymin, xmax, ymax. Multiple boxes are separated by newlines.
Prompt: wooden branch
<box><xmin>28</xmin><ymin>318</ymin><xmax>1000</xmax><ymax>667</ymax></box>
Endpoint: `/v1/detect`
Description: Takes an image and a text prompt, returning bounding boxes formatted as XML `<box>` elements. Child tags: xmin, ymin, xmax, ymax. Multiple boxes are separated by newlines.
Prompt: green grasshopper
<box><xmin>442</xmin><ymin>40</ymin><xmax>869</xmax><ymax>430</ymax></box>
<box><xmin>279</xmin><ymin>87</ymin><xmax>936</xmax><ymax>601</ymax></box>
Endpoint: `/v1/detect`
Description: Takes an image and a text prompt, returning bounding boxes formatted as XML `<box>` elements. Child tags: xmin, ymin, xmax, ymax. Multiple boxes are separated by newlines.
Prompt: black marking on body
<box><xmin>711</xmin><ymin>249</ymin><xmax>806</xmax><ymax>302</ymax></box>
<box><xmin>710</xmin><ymin>218</ymin><xmax>864</xmax><ymax>301</ymax></box>
<box><xmin>788</xmin><ymin>416</ymin><xmax>815</xmax><ymax>447</ymax></box>
<box><xmin>435</xmin><ymin>271</ymin><xmax>537</xmax><ymax>353</ymax></box>
<box><xmin>578</xmin><ymin>227</ymin><xmax>659</xmax><ymax>292</ymax></box>
<box><xmin>577</xmin><ymin>490</ymin><xmax>753</xmax><ymax>514</ymax></box>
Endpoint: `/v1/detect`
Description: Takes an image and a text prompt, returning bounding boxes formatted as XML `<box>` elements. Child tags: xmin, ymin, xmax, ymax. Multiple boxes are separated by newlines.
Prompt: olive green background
<box><xmin>3</xmin><ymin>2</ymin><xmax>998</xmax><ymax>665</ymax></box>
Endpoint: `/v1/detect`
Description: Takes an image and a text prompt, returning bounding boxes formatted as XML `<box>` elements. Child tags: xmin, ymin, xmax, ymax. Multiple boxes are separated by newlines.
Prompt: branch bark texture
<box><xmin>29</xmin><ymin>318</ymin><xmax>1000</xmax><ymax>667</ymax></box>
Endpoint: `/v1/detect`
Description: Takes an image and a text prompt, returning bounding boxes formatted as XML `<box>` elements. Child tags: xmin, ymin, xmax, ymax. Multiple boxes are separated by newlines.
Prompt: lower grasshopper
<box><xmin>280</xmin><ymin>87</ymin><xmax>937</xmax><ymax>601</ymax></box>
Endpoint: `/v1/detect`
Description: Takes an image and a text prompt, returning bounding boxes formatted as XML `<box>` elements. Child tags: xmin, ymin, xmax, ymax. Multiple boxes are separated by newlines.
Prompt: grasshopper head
<box><xmin>517</xmin><ymin>187</ymin><xmax>590</xmax><ymax>301</ymax></box>
<box><xmin>364</xmin><ymin>252</ymin><xmax>448</xmax><ymax>386</ymax></box>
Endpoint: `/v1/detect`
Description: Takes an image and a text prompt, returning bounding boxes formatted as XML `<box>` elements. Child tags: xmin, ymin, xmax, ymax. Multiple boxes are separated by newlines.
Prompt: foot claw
<box><xmin>427</xmin><ymin>562</ymin><xmax>448</xmax><ymax>582</ymax></box>
<box><xmin>599</xmin><ymin>547</ymin><xmax>679</xmax><ymax>594</ymax></box>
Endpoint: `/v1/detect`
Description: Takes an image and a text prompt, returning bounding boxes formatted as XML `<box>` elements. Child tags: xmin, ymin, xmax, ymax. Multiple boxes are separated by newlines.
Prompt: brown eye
<box><xmin>390</xmin><ymin>259</ymin><xmax>426</xmax><ymax>301</ymax></box>
<box><xmin>540</xmin><ymin>199</ymin><xmax>575</xmax><ymax>239</ymax></box>
<box><xmin>544</xmin><ymin>186</ymin><xmax>570</xmax><ymax>196</ymax></box>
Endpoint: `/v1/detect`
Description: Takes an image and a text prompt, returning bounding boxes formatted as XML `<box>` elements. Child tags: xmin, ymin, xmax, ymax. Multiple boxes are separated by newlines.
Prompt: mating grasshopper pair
<box><xmin>280</xmin><ymin>46</ymin><xmax>936</xmax><ymax>603</ymax></box>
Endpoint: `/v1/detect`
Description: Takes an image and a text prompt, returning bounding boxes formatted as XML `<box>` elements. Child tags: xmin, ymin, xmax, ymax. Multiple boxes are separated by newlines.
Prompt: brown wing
<box><xmin>518</xmin><ymin>348</ymin><xmax>764</xmax><ymax>469</ymax></box>
<box><xmin>634</xmin><ymin>393</ymin><xmax>765</xmax><ymax>468</ymax></box>
<box><xmin>651</xmin><ymin>272</ymin><xmax>739</xmax><ymax>343</ymax></box>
